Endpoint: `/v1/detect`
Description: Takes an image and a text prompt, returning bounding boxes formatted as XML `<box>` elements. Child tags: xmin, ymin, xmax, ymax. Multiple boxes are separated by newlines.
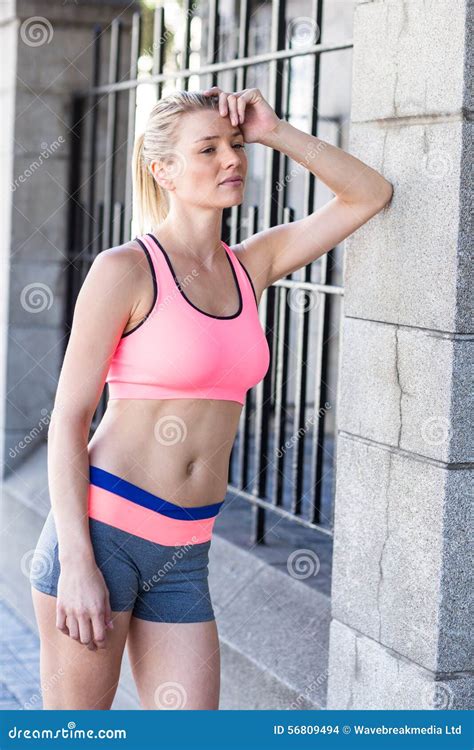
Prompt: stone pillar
<box><xmin>327</xmin><ymin>0</ymin><xmax>472</xmax><ymax>709</ymax></box>
<box><xmin>2</xmin><ymin>0</ymin><xmax>138</xmax><ymax>475</ymax></box>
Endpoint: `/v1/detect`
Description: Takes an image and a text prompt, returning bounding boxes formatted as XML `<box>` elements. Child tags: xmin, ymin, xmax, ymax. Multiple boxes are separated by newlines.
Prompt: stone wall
<box><xmin>327</xmin><ymin>0</ymin><xmax>472</xmax><ymax>710</ymax></box>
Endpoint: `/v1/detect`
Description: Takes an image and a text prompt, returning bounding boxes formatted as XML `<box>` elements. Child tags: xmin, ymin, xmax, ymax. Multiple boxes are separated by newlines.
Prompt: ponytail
<box><xmin>132</xmin><ymin>132</ymin><xmax>169</xmax><ymax>235</ymax></box>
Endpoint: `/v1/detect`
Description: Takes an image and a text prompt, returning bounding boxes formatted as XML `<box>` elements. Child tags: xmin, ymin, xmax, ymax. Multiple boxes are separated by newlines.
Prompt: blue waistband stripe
<box><xmin>89</xmin><ymin>465</ymin><xmax>225</xmax><ymax>520</ymax></box>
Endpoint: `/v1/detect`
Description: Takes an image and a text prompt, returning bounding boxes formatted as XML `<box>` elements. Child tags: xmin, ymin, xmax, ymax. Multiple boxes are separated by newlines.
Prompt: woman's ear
<box><xmin>150</xmin><ymin>159</ymin><xmax>175</xmax><ymax>192</ymax></box>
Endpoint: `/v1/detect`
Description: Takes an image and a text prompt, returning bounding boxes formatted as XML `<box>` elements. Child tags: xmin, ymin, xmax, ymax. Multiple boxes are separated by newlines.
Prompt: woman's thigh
<box><xmin>32</xmin><ymin>588</ymin><xmax>132</xmax><ymax>710</ymax></box>
<box><xmin>126</xmin><ymin>616</ymin><xmax>220</xmax><ymax>710</ymax></box>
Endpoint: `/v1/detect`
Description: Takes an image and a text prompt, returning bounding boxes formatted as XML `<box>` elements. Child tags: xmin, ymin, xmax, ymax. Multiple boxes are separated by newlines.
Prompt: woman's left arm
<box><xmin>262</xmin><ymin>119</ymin><xmax>393</xmax><ymax>209</ymax></box>
<box><xmin>248</xmin><ymin>120</ymin><xmax>394</xmax><ymax>287</ymax></box>
<box><xmin>203</xmin><ymin>86</ymin><xmax>393</xmax><ymax>288</ymax></box>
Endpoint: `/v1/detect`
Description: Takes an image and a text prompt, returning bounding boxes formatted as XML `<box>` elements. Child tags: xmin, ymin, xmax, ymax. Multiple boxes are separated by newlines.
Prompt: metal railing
<box><xmin>64</xmin><ymin>0</ymin><xmax>353</xmax><ymax>543</ymax></box>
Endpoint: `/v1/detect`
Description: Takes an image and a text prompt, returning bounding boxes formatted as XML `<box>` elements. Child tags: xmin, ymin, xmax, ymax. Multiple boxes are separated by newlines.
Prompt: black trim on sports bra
<box><xmin>147</xmin><ymin>233</ymin><xmax>243</xmax><ymax>320</ymax></box>
<box><xmin>235</xmin><ymin>256</ymin><xmax>259</xmax><ymax>309</ymax></box>
<box><xmin>121</xmin><ymin>238</ymin><xmax>158</xmax><ymax>338</ymax></box>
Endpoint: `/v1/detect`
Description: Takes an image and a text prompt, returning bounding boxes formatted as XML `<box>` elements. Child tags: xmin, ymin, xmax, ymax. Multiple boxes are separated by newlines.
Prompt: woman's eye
<box><xmin>201</xmin><ymin>144</ymin><xmax>245</xmax><ymax>154</ymax></box>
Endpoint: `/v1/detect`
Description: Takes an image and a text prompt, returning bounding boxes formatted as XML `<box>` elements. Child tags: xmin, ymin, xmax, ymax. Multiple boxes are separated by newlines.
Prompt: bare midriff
<box><xmin>87</xmin><ymin>397</ymin><xmax>243</xmax><ymax>508</ymax></box>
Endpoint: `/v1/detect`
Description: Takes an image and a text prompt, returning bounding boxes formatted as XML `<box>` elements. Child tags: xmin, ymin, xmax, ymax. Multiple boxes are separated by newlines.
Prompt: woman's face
<box><xmin>153</xmin><ymin>109</ymin><xmax>248</xmax><ymax>210</ymax></box>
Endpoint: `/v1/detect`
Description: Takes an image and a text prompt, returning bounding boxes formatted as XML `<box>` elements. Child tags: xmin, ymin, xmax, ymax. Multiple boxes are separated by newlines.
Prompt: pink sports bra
<box><xmin>105</xmin><ymin>233</ymin><xmax>271</xmax><ymax>406</ymax></box>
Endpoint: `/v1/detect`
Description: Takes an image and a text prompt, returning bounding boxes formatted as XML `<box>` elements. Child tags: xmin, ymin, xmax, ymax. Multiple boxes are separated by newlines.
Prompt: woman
<box><xmin>30</xmin><ymin>87</ymin><xmax>393</xmax><ymax>710</ymax></box>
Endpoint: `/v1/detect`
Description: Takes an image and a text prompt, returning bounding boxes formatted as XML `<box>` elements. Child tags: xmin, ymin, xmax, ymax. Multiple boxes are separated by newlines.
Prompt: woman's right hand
<box><xmin>56</xmin><ymin>560</ymin><xmax>114</xmax><ymax>651</ymax></box>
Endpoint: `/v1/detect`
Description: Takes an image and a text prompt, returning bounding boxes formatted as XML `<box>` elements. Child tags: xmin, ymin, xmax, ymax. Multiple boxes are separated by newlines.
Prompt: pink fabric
<box><xmin>88</xmin><ymin>484</ymin><xmax>218</xmax><ymax>546</ymax></box>
<box><xmin>105</xmin><ymin>235</ymin><xmax>270</xmax><ymax>405</ymax></box>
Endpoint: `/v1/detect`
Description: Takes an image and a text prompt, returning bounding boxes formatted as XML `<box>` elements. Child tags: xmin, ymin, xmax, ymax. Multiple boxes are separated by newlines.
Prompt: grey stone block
<box><xmin>17</xmin><ymin>0</ymin><xmax>139</xmax><ymax>27</ymax></box>
<box><xmin>327</xmin><ymin>619</ymin><xmax>473</xmax><ymax>710</ymax></box>
<box><xmin>330</xmin><ymin>435</ymin><xmax>471</xmax><ymax>673</ymax></box>
<box><xmin>337</xmin><ymin>317</ymin><xmax>471</xmax><ymax>462</ymax></box>
<box><xmin>351</xmin><ymin>0</ymin><xmax>466</xmax><ymax>122</ymax></box>
<box><xmin>11</xmin><ymin>154</ymin><xmax>69</xmax><ymax>259</ymax></box>
<box><xmin>455</xmin><ymin>119</ymin><xmax>473</xmax><ymax>334</ymax></box>
<box><xmin>16</xmin><ymin>29</ymin><xmax>93</xmax><ymax>94</ymax></box>
<box><xmin>344</xmin><ymin>121</ymin><xmax>465</xmax><ymax>333</ymax></box>
<box><xmin>9</xmin><ymin>260</ymin><xmax>65</xmax><ymax>327</ymax></box>
<box><xmin>4</xmin><ymin>429</ymin><xmax>49</xmax><ymax>474</ymax></box>
<box><xmin>14</xmin><ymin>91</ymin><xmax>69</xmax><ymax>157</ymax></box>
<box><xmin>437</xmin><ymin>467</ymin><xmax>473</xmax><ymax>673</ymax></box>
<box><xmin>5</xmin><ymin>328</ymin><xmax>60</xmax><ymax>432</ymax></box>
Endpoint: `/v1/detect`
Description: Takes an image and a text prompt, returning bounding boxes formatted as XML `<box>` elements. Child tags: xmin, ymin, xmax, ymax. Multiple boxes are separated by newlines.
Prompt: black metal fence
<box><xmin>65</xmin><ymin>1</ymin><xmax>353</xmax><ymax>544</ymax></box>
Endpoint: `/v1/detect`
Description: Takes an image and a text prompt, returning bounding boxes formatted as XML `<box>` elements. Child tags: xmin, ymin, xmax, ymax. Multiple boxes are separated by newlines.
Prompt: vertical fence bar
<box><xmin>268</xmin><ymin>32</ymin><xmax>293</xmax><ymax>414</ymax></box>
<box><xmin>123</xmin><ymin>12</ymin><xmax>141</xmax><ymax>241</ymax></box>
<box><xmin>102</xmin><ymin>18</ymin><xmax>121</xmax><ymax>250</ymax></box>
<box><xmin>304</xmin><ymin>0</ymin><xmax>327</xmax><ymax>523</ymax></box>
<box><xmin>86</xmin><ymin>25</ymin><xmax>101</xmax><ymax>259</ymax></box>
<box><xmin>206</xmin><ymin>0</ymin><xmax>220</xmax><ymax>89</ymax></box>
<box><xmin>226</xmin><ymin>0</ymin><xmax>247</xmax><ymax>257</ymax></box>
<box><xmin>179</xmin><ymin>0</ymin><xmax>193</xmax><ymax>90</ymax></box>
<box><xmin>252</xmin><ymin>0</ymin><xmax>287</xmax><ymax>544</ymax></box>
<box><xmin>112</xmin><ymin>202</ymin><xmax>124</xmax><ymax>246</ymax></box>
<box><xmin>153</xmin><ymin>6</ymin><xmax>165</xmax><ymax>101</ymax></box>
<box><xmin>64</xmin><ymin>95</ymin><xmax>85</xmax><ymax>355</ymax></box>
<box><xmin>309</xmin><ymin>119</ymin><xmax>343</xmax><ymax>526</ymax></box>
<box><xmin>236</xmin><ymin>0</ymin><xmax>250</xmax><ymax>91</ymax></box>
<box><xmin>288</xmin><ymin>0</ymin><xmax>325</xmax><ymax>518</ymax></box>
<box><xmin>272</xmin><ymin>206</ymin><xmax>294</xmax><ymax>508</ymax></box>
<box><xmin>290</xmin><ymin>282</ymin><xmax>310</xmax><ymax>516</ymax></box>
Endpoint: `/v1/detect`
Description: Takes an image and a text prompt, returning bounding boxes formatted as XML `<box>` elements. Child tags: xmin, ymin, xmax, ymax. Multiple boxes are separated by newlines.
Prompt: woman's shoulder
<box><xmin>91</xmin><ymin>239</ymin><xmax>153</xmax><ymax>287</ymax></box>
<box><xmin>95</xmin><ymin>239</ymin><xmax>147</xmax><ymax>268</ymax></box>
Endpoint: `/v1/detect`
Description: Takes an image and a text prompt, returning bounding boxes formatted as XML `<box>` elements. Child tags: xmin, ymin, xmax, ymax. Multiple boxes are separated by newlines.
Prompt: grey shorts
<box><xmin>30</xmin><ymin>510</ymin><xmax>216</xmax><ymax>623</ymax></box>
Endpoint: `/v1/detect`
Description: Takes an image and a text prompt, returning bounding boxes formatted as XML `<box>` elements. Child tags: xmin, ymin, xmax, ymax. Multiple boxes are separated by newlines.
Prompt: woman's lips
<box><xmin>220</xmin><ymin>178</ymin><xmax>243</xmax><ymax>185</ymax></box>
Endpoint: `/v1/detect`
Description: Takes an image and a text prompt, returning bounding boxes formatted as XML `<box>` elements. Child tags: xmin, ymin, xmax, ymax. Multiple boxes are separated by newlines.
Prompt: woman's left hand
<box><xmin>202</xmin><ymin>86</ymin><xmax>281</xmax><ymax>144</ymax></box>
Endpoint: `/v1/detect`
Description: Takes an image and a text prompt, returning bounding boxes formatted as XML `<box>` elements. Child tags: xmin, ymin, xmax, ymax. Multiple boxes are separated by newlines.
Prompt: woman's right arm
<box><xmin>47</xmin><ymin>244</ymin><xmax>142</xmax><ymax>650</ymax></box>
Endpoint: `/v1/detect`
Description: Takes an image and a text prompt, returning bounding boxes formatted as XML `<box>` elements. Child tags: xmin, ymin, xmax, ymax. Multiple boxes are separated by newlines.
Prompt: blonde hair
<box><xmin>132</xmin><ymin>90</ymin><xmax>220</xmax><ymax>234</ymax></box>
